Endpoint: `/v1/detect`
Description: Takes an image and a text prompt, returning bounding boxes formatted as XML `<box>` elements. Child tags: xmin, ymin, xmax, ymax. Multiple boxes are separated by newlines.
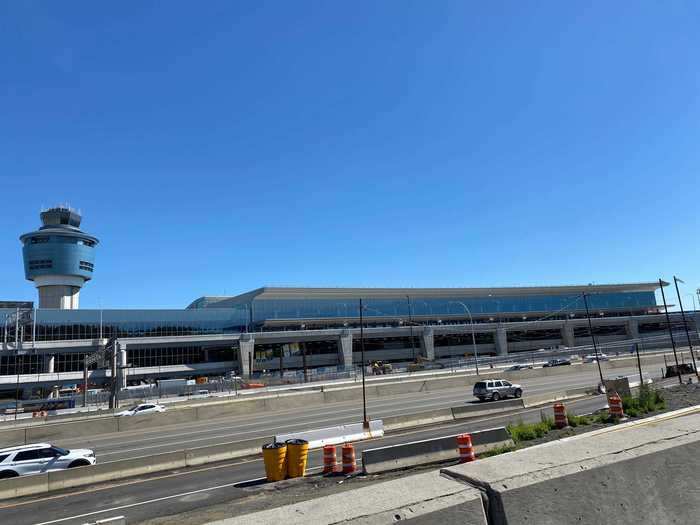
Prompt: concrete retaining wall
<box><xmin>362</xmin><ymin>427</ymin><xmax>512</xmax><ymax>474</ymax></box>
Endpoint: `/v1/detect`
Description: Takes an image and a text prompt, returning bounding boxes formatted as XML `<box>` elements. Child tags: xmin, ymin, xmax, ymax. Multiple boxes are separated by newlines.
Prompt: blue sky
<box><xmin>1</xmin><ymin>1</ymin><xmax>699</xmax><ymax>309</ymax></box>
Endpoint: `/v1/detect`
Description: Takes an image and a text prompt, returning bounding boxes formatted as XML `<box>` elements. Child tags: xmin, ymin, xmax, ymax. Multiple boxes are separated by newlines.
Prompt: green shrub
<box><xmin>567</xmin><ymin>414</ymin><xmax>592</xmax><ymax>427</ymax></box>
<box><xmin>507</xmin><ymin>420</ymin><xmax>553</xmax><ymax>443</ymax></box>
<box><xmin>621</xmin><ymin>386</ymin><xmax>665</xmax><ymax>417</ymax></box>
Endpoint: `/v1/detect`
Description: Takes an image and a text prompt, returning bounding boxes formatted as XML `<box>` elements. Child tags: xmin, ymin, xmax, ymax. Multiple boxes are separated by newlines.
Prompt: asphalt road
<box><xmin>47</xmin><ymin>363</ymin><xmax>656</xmax><ymax>462</ymax></box>
<box><xmin>0</xmin><ymin>394</ymin><xmax>611</xmax><ymax>525</ymax></box>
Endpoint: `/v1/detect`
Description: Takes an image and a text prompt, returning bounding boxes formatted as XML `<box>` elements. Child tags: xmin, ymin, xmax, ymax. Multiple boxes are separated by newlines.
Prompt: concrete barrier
<box><xmin>362</xmin><ymin>427</ymin><xmax>512</xmax><ymax>474</ymax></box>
<box><xmin>47</xmin><ymin>450</ymin><xmax>188</xmax><ymax>491</ymax></box>
<box><xmin>184</xmin><ymin>436</ymin><xmax>270</xmax><ymax>467</ymax></box>
<box><xmin>383</xmin><ymin>408</ymin><xmax>455</xmax><ymax>431</ymax></box>
<box><xmin>442</xmin><ymin>407</ymin><xmax>700</xmax><ymax>525</ymax></box>
<box><xmin>203</xmin><ymin>470</ymin><xmax>488</xmax><ymax>525</ymax></box>
<box><xmin>275</xmin><ymin>420</ymin><xmax>383</xmax><ymax>448</ymax></box>
<box><xmin>0</xmin><ymin>471</ymin><xmax>49</xmax><ymax>500</ymax></box>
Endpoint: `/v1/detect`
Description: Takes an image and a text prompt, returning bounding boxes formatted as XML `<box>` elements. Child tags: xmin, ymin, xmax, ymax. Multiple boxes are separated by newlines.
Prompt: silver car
<box><xmin>0</xmin><ymin>443</ymin><xmax>95</xmax><ymax>478</ymax></box>
<box><xmin>473</xmin><ymin>379</ymin><xmax>523</xmax><ymax>402</ymax></box>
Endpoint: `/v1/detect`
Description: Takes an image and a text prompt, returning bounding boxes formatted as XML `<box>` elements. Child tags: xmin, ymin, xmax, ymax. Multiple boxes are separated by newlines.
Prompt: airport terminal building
<box><xmin>0</xmin><ymin>208</ymin><xmax>697</xmax><ymax>396</ymax></box>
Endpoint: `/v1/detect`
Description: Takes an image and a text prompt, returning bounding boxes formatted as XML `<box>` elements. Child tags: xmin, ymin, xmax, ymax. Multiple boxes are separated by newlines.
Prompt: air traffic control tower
<box><xmin>20</xmin><ymin>207</ymin><xmax>99</xmax><ymax>309</ymax></box>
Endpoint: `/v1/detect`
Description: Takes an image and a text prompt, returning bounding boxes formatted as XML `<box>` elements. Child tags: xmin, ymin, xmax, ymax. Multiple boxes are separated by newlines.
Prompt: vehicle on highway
<box><xmin>116</xmin><ymin>403</ymin><xmax>166</xmax><ymax>417</ymax></box>
<box><xmin>195</xmin><ymin>389</ymin><xmax>210</xmax><ymax>397</ymax></box>
<box><xmin>507</xmin><ymin>364</ymin><xmax>533</xmax><ymax>371</ymax></box>
<box><xmin>543</xmin><ymin>358</ymin><xmax>572</xmax><ymax>367</ymax></box>
<box><xmin>583</xmin><ymin>354</ymin><xmax>609</xmax><ymax>363</ymax></box>
<box><xmin>473</xmin><ymin>379</ymin><xmax>523</xmax><ymax>401</ymax></box>
<box><xmin>0</xmin><ymin>443</ymin><xmax>95</xmax><ymax>478</ymax></box>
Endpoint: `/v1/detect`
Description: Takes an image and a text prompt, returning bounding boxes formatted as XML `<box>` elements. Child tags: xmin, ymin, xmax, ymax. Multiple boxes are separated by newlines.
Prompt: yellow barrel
<box><xmin>286</xmin><ymin>439</ymin><xmax>310</xmax><ymax>478</ymax></box>
<box><xmin>262</xmin><ymin>442</ymin><xmax>287</xmax><ymax>482</ymax></box>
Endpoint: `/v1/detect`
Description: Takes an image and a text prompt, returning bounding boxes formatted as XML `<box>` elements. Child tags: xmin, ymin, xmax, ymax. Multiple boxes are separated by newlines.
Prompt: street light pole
<box><xmin>673</xmin><ymin>276</ymin><xmax>699</xmax><ymax>379</ymax></box>
<box><xmin>582</xmin><ymin>293</ymin><xmax>605</xmax><ymax>386</ymax></box>
<box><xmin>659</xmin><ymin>279</ymin><xmax>682</xmax><ymax>384</ymax></box>
<box><xmin>451</xmin><ymin>301</ymin><xmax>479</xmax><ymax>375</ymax></box>
<box><xmin>359</xmin><ymin>298</ymin><xmax>369</xmax><ymax>430</ymax></box>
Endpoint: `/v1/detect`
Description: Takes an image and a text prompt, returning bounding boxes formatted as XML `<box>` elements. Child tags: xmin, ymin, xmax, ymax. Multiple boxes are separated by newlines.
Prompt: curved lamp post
<box><xmin>449</xmin><ymin>301</ymin><xmax>479</xmax><ymax>375</ymax></box>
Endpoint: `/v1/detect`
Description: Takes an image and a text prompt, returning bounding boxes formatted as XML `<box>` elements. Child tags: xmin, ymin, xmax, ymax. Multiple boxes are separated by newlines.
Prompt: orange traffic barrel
<box><xmin>323</xmin><ymin>445</ymin><xmax>337</xmax><ymax>474</ymax></box>
<box><xmin>553</xmin><ymin>403</ymin><xmax>567</xmax><ymax>429</ymax></box>
<box><xmin>342</xmin><ymin>443</ymin><xmax>356</xmax><ymax>474</ymax></box>
<box><xmin>608</xmin><ymin>393</ymin><xmax>624</xmax><ymax>419</ymax></box>
<box><xmin>286</xmin><ymin>439</ymin><xmax>310</xmax><ymax>478</ymax></box>
<box><xmin>457</xmin><ymin>433</ymin><xmax>475</xmax><ymax>463</ymax></box>
<box><xmin>262</xmin><ymin>442</ymin><xmax>287</xmax><ymax>482</ymax></box>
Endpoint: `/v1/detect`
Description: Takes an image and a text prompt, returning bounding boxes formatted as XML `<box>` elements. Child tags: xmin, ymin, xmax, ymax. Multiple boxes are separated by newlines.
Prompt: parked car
<box><xmin>116</xmin><ymin>403</ymin><xmax>166</xmax><ymax>417</ymax></box>
<box><xmin>507</xmin><ymin>364</ymin><xmax>533</xmax><ymax>371</ymax></box>
<box><xmin>0</xmin><ymin>443</ymin><xmax>95</xmax><ymax>478</ymax></box>
<box><xmin>583</xmin><ymin>354</ymin><xmax>609</xmax><ymax>363</ymax></box>
<box><xmin>473</xmin><ymin>379</ymin><xmax>523</xmax><ymax>401</ymax></box>
<box><xmin>543</xmin><ymin>358</ymin><xmax>572</xmax><ymax>367</ymax></box>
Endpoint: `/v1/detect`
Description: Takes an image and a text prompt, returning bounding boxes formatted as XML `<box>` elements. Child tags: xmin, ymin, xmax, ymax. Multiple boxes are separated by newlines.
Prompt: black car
<box><xmin>543</xmin><ymin>358</ymin><xmax>572</xmax><ymax>367</ymax></box>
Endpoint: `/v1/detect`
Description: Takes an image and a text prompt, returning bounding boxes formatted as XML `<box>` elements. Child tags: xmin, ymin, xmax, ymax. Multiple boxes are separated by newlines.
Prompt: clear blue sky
<box><xmin>1</xmin><ymin>2</ymin><xmax>699</xmax><ymax>309</ymax></box>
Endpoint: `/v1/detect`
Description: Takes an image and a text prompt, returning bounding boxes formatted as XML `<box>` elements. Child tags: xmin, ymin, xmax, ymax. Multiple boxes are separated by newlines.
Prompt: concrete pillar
<box><xmin>118</xmin><ymin>348</ymin><xmax>127</xmax><ymax>389</ymax></box>
<box><xmin>421</xmin><ymin>327</ymin><xmax>435</xmax><ymax>361</ymax></box>
<box><xmin>239</xmin><ymin>335</ymin><xmax>254</xmax><ymax>378</ymax></box>
<box><xmin>46</xmin><ymin>355</ymin><xmax>55</xmax><ymax>374</ymax></box>
<box><xmin>339</xmin><ymin>330</ymin><xmax>353</xmax><ymax>370</ymax></box>
<box><xmin>203</xmin><ymin>348</ymin><xmax>209</xmax><ymax>362</ymax></box>
<box><xmin>627</xmin><ymin>318</ymin><xmax>639</xmax><ymax>340</ymax></box>
<box><xmin>561</xmin><ymin>323</ymin><xmax>575</xmax><ymax>348</ymax></box>
<box><xmin>495</xmin><ymin>326</ymin><xmax>508</xmax><ymax>356</ymax></box>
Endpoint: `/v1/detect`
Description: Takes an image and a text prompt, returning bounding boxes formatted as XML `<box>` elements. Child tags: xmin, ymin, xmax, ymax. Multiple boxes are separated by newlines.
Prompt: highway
<box><xmin>44</xmin><ymin>363</ymin><xmax>657</xmax><ymax>461</ymax></box>
<box><xmin>0</xmin><ymin>394</ymin><xmax>611</xmax><ymax>525</ymax></box>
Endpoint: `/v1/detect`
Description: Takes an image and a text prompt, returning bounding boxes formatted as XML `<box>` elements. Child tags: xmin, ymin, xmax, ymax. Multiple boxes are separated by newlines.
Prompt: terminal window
<box><xmin>79</xmin><ymin>261</ymin><xmax>94</xmax><ymax>271</ymax></box>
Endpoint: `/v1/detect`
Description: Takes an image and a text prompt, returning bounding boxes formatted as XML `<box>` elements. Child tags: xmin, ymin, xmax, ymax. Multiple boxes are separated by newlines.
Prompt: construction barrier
<box><xmin>457</xmin><ymin>434</ymin><xmax>475</xmax><ymax>463</ymax></box>
<box><xmin>362</xmin><ymin>427</ymin><xmax>511</xmax><ymax>474</ymax></box>
<box><xmin>553</xmin><ymin>403</ymin><xmax>567</xmax><ymax>429</ymax></box>
<box><xmin>323</xmin><ymin>445</ymin><xmax>337</xmax><ymax>474</ymax></box>
<box><xmin>608</xmin><ymin>393</ymin><xmax>624</xmax><ymax>419</ymax></box>
<box><xmin>262</xmin><ymin>442</ymin><xmax>287</xmax><ymax>482</ymax></box>
<box><xmin>286</xmin><ymin>439</ymin><xmax>309</xmax><ymax>478</ymax></box>
<box><xmin>342</xmin><ymin>443</ymin><xmax>356</xmax><ymax>474</ymax></box>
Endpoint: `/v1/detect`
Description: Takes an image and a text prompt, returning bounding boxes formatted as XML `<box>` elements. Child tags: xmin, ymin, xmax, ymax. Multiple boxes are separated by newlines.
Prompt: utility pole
<box><xmin>659</xmin><ymin>279</ymin><xmax>682</xmax><ymax>384</ymax></box>
<box><xmin>673</xmin><ymin>276</ymin><xmax>699</xmax><ymax>379</ymax></box>
<box><xmin>582</xmin><ymin>293</ymin><xmax>605</xmax><ymax>386</ymax></box>
<box><xmin>359</xmin><ymin>298</ymin><xmax>369</xmax><ymax>430</ymax></box>
<box><xmin>406</xmin><ymin>295</ymin><xmax>416</xmax><ymax>361</ymax></box>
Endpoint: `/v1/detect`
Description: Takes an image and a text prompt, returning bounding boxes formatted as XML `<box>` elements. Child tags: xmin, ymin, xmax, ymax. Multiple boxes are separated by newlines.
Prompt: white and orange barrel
<box><xmin>457</xmin><ymin>433</ymin><xmax>476</xmax><ymax>463</ymax></box>
<box><xmin>323</xmin><ymin>444</ymin><xmax>337</xmax><ymax>474</ymax></box>
<box><xmin>341</xmin><ymin>443</ymin><xmax>356</xmax><ymax>474</ymax></box>
<box><xmin>553</xmin><ymin>403</ymin><xmax>567</xmax><ymax>429</ymax></box>
<box><xmin>608</xmin><ymin>393</ymin><xmax>624</xmax><ymax>419</ymax></box>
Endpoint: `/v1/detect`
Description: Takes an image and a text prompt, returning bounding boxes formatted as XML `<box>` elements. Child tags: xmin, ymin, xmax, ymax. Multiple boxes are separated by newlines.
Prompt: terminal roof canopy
<box><xmin>187</xmin><ymin>282</ymin><xmax>661</xmax><ymax>309</ymax></box>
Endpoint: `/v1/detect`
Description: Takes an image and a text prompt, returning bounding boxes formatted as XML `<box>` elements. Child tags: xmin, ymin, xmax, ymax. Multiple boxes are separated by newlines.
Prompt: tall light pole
<box><xmin>673</xmin><ymin>276</ymin><xmax>699</xmax><ymax>379</ymax></box>
<box><xmin>406</xmin><ymin>295</ymin><xmax>416</xmax><ymax>361</ymax></box>
<box><xmin>659</xmin><ymin>279</ymin><xmax>682</xmax><ymax>384</ymax></box>
<box><xmin>450</xmin><ymin>301</ymin><xmax>479</xmax><ymax>375</ymax></box>
<box><xmin>582</xmin><ymin>293</ymin><xmax>605</xmax><ymax>386</ymax></box>
<box><xmin>359</xmin><ymin>298</ymin><xmax>369</xmax><ymax>430</ymax></box>
<box><xmin>686</xmin><ymin>294</ymin><xmax>697</xmax><ymax>312</ymax></box>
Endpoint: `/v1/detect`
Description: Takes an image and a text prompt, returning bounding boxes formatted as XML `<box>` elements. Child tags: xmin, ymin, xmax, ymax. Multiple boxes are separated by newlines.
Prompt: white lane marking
<box><xmin>32</xmin><ymin>466</ymin><xmax>324</xmax><ymax>525</ymax></box>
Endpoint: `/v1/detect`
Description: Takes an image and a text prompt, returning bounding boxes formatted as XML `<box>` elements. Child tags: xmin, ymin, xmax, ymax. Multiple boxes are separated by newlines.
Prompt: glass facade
<box><xmin>1</xmin><ymin>308</ymin><xmax>248</xmax><ymax>343</ymax></box>
<box><xmin>250</xmin><ymin>292</ymin><xmax>657</xmax><ymax>323</ymax></box>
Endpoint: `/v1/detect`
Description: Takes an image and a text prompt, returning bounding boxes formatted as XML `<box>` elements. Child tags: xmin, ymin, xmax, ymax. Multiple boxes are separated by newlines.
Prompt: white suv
<box><xmin>0</xmin><ymin>443</ymin><xmax>95</xmax><ymax>478</ymax></box>
<box><xmin>473</xmin><ymin>379</ymin><xmax>523</xmax><ymax>402</ymax></box>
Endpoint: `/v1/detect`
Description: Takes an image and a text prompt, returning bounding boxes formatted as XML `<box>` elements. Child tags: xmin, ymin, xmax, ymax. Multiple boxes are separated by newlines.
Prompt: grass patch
<box><xmin>567</xmin><ymin>413</ymin><xmax>593</xmax><ymax>427</ymax></box>
<box><xmin>621</xmin><ymin>386</ymin><xmax>666</xmax><ymax>418</ymax></box>
<box><xmin>507</xmin><ymin>417</ymin><xmax>555</xmax><ymax>444</ymax></box>
<box><xmin>478</xmin><ymin>444</ymin><xmax>517</xmax><ymax>458</ymax></box>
